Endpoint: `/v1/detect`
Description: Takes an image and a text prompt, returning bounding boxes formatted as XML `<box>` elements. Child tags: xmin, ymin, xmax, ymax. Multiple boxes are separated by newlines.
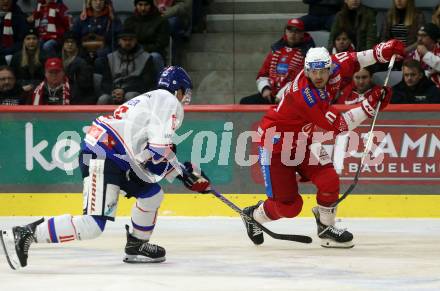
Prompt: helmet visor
<box><xmin>181</xmin><ymin>88</ymin><xmax>192</xmax><ymax>105</ymax></box>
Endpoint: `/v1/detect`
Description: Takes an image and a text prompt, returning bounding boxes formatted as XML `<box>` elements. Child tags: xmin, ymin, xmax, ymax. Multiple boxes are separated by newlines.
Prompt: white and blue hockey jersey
<box><xmin>82</xmin><ymin>89</ymin><xmax>184</xmax><ymax>183</ymax></box>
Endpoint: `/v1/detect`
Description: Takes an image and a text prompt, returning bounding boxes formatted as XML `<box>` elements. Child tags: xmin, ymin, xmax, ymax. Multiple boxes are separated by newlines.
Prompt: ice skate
<box><xmin>0</xmin><ymin>218</ymin><xmax>44</xmax><ymax>269</ymax></box>
<box><xmin>241</xmin><ymin>201</ymin><xmax>264</xmax><ymax>245</ymax></box>
<box><xmin>312</xmin><ymin>207</ymin><xmax>354</xmax><ymax>248</ymax></box>
<box><xmin>123</xmin><ymin>225</ymin><xmax>166</xmax><ymax>263</ymax></box>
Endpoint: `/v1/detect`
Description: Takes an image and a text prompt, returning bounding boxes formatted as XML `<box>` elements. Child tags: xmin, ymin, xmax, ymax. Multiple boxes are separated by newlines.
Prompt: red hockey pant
<box><xmin>259</xmin><ymin>150</ymin><xmax>340</xmax><ymax>220</ymax></box>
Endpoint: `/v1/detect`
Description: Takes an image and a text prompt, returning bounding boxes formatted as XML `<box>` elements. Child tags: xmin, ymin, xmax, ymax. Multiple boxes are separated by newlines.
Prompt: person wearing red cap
<box><xmin>240</xmin><ymin>18</ymin><xmax>315</xmax><ymax>104</ymax></box>
<box><xmin>32</xmin><ymin>57</ymin><xmax>71</xmax><ymax>105</ymax></box>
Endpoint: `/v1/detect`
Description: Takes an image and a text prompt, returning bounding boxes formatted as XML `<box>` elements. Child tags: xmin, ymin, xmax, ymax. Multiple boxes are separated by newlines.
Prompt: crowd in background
<box><xmin>241</xmin><ymin>0</ymin><xmax>440</xmax><ymax>105</ymax></box>
<box><xmin>0</xmin><ymin>0</ymin><xmax>439</xmax><ymax>106</ymax></box>
<box><xmin>0</xmin><ymin>0</ymin><xmax>208</xmax><ymax>105</ymax></box>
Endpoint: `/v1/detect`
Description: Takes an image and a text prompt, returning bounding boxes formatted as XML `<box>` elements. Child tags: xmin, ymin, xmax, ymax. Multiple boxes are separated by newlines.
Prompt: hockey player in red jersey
<box><xmin>242</xmin><ymin>39</ymin><xmax>405</xmax><ymax>248</ymax></box>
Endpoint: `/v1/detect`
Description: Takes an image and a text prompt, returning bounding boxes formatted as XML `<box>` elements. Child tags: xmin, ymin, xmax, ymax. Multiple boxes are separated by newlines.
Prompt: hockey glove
<box><xmin>373</xmin><ymin>39</ymin><xmax>405</xmax><ymax>63</ymax></box>
<box><xmin>178</xmin><ymin>162</ymin><xmax>211</xmax><ymax>193</ymax></box>
<box><xmin>361</xmin><ymin>86</ymin><xmax>392</xmax><ymax>118</ymax></box>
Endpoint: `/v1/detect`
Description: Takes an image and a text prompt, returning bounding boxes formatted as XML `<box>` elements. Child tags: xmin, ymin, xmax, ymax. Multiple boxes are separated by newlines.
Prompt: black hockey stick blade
<box><xmin>175</xmin><ymin>162</ymin><xmax>312</xmax><ymax>243</ymax></box>
<box><xmin>209</xmin><ymin>189</ymin><xmax>312</xmax><ymax>244</ymax></box>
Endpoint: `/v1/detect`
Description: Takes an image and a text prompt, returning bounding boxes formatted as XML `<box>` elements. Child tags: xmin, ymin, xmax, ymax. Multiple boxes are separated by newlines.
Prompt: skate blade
<box><xmin>320</xmin><ymin>238</ymin><xmax>354</xmax><ymax>249</ymax></box>
<box><xmin>123</xmin><ymin>254</ymin><xmax>166</xmax><ymax>264</ymax></box>
<box><xmin>0</xmin><ymin>230</ymin><xmax>21</xmax><ymax>270</ymax></box>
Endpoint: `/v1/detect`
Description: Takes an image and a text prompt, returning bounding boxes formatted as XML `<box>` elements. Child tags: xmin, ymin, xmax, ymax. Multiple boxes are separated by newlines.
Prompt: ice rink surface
<box><xmin>0</xmin><ymin>217</ymin><xmax>439</xmax><ymax>291</ymax></box>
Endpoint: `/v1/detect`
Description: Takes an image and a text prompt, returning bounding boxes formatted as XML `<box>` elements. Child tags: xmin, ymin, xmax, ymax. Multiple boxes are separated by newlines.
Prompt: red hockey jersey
<box><xmin>258</xmin><ymin>51</ymin><xmax>361</xmax><ymax>153</ymax></box>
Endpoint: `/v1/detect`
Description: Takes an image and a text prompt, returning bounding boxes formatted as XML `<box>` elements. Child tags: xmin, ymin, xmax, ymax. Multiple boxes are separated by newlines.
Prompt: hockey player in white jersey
<box><xmin>0</xmin><ymin>66</ymin><xmax>211</xmax><ymax>269</ymax></box>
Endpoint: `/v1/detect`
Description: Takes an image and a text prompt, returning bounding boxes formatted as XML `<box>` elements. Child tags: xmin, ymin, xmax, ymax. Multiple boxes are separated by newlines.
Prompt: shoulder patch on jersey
<box><xmin>302</xmin><ymin>86</ymin><xmax>317</xmax><ymax>107</ymax></box>
<box><xmin>330</xmin><ymin>62</ymin><xmax>341</xmax><ymax>75</ymax></box>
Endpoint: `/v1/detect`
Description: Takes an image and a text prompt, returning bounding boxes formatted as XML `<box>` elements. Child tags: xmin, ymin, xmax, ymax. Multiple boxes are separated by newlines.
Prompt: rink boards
<box><xmin>0</xmin><ymin>193</ymin><xmax>439</xmax><ymax>217</ymax></box>
<box><xmin>0</xmin><ymin>105</ymin><xmax>439</xmax><ymax>218</ymax></box>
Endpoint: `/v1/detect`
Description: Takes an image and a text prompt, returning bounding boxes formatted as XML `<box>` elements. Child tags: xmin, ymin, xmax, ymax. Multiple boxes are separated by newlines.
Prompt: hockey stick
<box><xmin>331</xmin><ymin>54</ymin><xmax>397</xmax><ymax>208</ymax></box>
<box><xmin>175</xmin><ymin>162</ymin><xmax>312</xmax><ymax>243</ymax></box>
<box><xmin>208</xmin><ymin>189</ymin><xmax>312</xmax><ymax>244</ymax></box>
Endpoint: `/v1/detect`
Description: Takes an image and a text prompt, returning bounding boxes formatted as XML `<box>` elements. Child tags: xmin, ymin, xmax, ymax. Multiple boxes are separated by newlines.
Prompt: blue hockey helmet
<box><xmin>157</xmin><ymin>66</ymin><xmax>193</xmax><ymax>104</ymax></box>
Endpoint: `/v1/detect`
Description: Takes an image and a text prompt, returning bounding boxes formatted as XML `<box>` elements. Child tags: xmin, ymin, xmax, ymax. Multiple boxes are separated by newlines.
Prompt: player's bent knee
<box><xmin>136</xmin><ymin>189</ymin><xmax>164</xmax><ymax>212</ymax></box>
<box><xmin>72</xmin><ymin>215</ymin><xmax>106</xmax><ymax>240</ymax></box>
<box><xmin>277</xmin><ymin>200</ymin><xmax>303</xmax><ymax>218</ymax></box>
<box><xmin>268</xmin><ymin>196</ymin><xmax>303</xmax><ymax>219</ymax></box>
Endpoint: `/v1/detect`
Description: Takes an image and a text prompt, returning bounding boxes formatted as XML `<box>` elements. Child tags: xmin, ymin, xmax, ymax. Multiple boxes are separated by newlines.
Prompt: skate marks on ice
<box><xmin>0</xmin><ymin>217</ymin><xmax>439</xmax><ymax>291</ymax></box>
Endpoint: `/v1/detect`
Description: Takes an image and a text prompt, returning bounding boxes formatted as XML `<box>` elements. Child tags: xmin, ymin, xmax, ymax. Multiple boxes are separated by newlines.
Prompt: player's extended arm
<box><xmin>334</xmin><ymin>39</ymin><xmax>405</xmax><ymax>80</ymax></box>
<box><xmin>357</xmin><ymin>39</ymin><xmax>405</xmax><ymax>68</ymax></box>
<box><xmin>301</xmin><ymin>87</ymin><xmax>393</xmax><ymax>133</ymax></box>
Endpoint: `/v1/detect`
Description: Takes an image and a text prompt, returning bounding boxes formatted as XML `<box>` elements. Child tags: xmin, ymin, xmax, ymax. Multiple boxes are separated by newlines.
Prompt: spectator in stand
<box><xmin>95</xmin><ymin>29</ymin><xmax>156</xmax><ymax>105</ymax></box>
<box><xmin>32</xmin><ymin>57</ymin><xmax>71</xmax><ymax>105</ymax></box>
<box><xmin>432</xmin><ymin>4</ymin><xmax>440</xmax><ymax>28</ymax></box>
<box><xmin>392</xmin><ymin>59</ymin><xmax>440</xmax><ymax>103</ymax></box>
<box><xmin>240</xmin><ymin>19</ymin><xmax>315</xmax><ymax>104</ymax></box>
<box><xmin>381</xmin><ymin>0</ymin><xmax>425</xmax><ymax>55</ymax></box>
<box><xmin>124</xmin><ymin>0</ymin><xmax>170</xmax><ymax>77</ymax></box>
<box><xmin>336</xmin><ymin>66</ymin><xmax>381</xmax><ymax>104</ymax></box>
<box><xmin>61</xmin><ymin>31</ymin><xmax>96</xmax><ymax>104</ymax></box>
<box><xmin>328</xmin><ymin>0</ymin><xmax>376</xmax><ymax>51</ymax></box>
<box><xmin>28</xmin><ymin>0</ymin><xmax>70</xmax><ymax>57</ymax></box>
<box><xmin>411</xmin><ymin>23</ymin><xmax>440</xmax><ymax>89</ymax></box>
<box><xmin>330</xmin><ymin>29</ymin><xmax>355</xmax><ymax>54</ymax></box>
<box><xmin>0</xmin><ymin>0</ymin><xmax>28</xmax><ymax>64</ymax></box>
<box><xmin>10</xmin><ymin>28</ymin><xmax>47</xmax><ymax>94</ymax></box>
<box><xmin>300</xmin><ymin>0</ymin><xmax>343</xmax><ymax>31</ymax></box>
<box><xmin>156</xmin><ymin>0</ymin><xmax>192</xmax><ymax>65</ymax></box>
<box><xmin>60</xmin><ymin>32</ymin><xmax>88</xmax><ymax>82</ymax></box>
<box><xmin>0</xmin><ymin>66</ymin><xmax>29</xmax><ymax>105</ymax></box>
<box><xmin>72</xmin><ymin>0</ymin><xmax>122</xmax><ymax>63</ymax></box>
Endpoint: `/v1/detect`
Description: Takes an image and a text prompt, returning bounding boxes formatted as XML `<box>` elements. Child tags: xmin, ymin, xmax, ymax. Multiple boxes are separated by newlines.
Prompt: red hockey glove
<box><xmin>178</xmin><ymin>162</ymin><xmax>211</xmax><ymax>193</ymax></box>
<box><xmin>361</xmin><ymin>86</ymin><xmax>392</xmax><ymax>118</ymax></box>
<box><xmin>373</xmin><ymin>39</ymin><xmax>405</xmax><ymax>63</ymax></box>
